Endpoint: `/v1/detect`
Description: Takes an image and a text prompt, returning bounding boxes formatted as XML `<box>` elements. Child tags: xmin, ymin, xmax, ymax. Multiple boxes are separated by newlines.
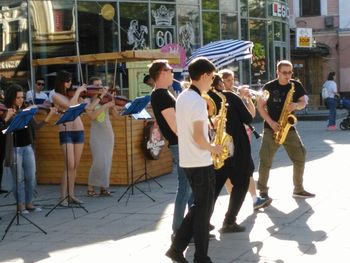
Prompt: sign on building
<box><xmin>296</xmin><ymin>28</ymin><xmax>313</xmax><ymax>48</ymax></box>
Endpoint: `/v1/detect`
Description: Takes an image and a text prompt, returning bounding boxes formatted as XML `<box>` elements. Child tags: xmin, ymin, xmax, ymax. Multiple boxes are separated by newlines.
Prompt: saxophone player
<box><xmin>257</xmin><ymin>60</ymin><xmax>315</xmax><ymax>200</ymax></box>
<box><xmin>207</xmin><ymin>73</ymin><xmax>264</xmax><ymax>234</ymax></box>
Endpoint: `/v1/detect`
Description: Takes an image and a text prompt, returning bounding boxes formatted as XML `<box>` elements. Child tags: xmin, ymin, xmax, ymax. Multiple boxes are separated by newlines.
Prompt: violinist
<box><xmin>2</xmin><ymin>84</ymin><xmax>56</xmax><ymax>213</ymax></box>
<box><xmin>85</xmin><ymin>77</ymin><xmax>122</xmax><ymax>197</ymax></box>
<box><xmin>52</xmin><ymin>70</ymin><xmax>87</xmax><ymax>206</ymax></box>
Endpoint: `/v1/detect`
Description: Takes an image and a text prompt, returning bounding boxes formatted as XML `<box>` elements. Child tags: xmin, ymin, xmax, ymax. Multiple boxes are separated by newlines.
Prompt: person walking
<box><xmin>149</xmin><ymin>60</ymin><xmax>193</xmax><ymax>241</ymax></box>
<box><xmin>323</xmin><ymin>72</ymin><xmax>338</xmax><ymax>130</ymax></box>
<box><xmin>165</xmin><ymin>57</ymin><xmax>223</xmax><ymax>263</ymax></box>
<box><xmin>257</xmin><ymin>60</ymin><xmax>315</xmax><ymax>200</ymax></box>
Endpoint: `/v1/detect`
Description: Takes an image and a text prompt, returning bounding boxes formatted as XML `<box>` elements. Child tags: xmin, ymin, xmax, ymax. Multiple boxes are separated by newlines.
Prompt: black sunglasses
<box><xmin>36</xmin><ymin>82</ymin><xmax>45</xmax><ymax>86</ymax></box>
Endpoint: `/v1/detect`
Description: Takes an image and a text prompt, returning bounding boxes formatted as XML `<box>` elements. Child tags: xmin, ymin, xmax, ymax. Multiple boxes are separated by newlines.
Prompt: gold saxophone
<box><xmin>273</xmin><ymin>82</ymin><xmax>297</xmax><ymax>144</ymax></box>
<box><xmin>210</xmin><ymin>90</ymin><xmax>234</xmax><ymax>170</ymax></box>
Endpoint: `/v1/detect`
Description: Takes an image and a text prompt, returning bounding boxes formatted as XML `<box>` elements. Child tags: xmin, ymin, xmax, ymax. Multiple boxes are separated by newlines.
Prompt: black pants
<box><xmin>214</xmin><ymin>164</ymin><xmax>250</xmax><ymax>224</ymax></box>
<box><xmin>172</xmin><ymin>165</ymin><xmax>215</xmax><ymax>263</ymax></box>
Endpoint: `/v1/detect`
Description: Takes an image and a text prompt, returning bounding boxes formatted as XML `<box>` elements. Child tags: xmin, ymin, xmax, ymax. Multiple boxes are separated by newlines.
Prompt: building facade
<box><xmin>0</xmin><ymin>0</ymin><xmax>291</xmax><ymax>95</ymax></box>
<box><xmin>288</xmin><ymin>0</ymin><xmax>350</xmax><ymax>106</ymax></box>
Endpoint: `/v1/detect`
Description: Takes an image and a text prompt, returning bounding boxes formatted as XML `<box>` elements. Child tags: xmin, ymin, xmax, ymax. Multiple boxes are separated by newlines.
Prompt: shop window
<box><xmin>249</xmin><ymin>20</ymin><xmax>267</xmax><ymax>83</ymax></box>
<box><xmin>151</xmin><ymin>4</ymin><xmax>176</xmax><ymax>49</ymax></box>
<box><xmin>178</xmin><ymin>5</ymin><xmax>200</xmax><ymax>56</ymax></box>
<box><xmin>120</xmin><ymin>2</ymin><xmax>149</xmax><ymax>51</ymax></box>
<box><xmin>220</xmin><ymin>0</ymin><xmax>237</xmax><ymax>12</ymax></box>
<box><xmin>240</xmin><ymin>0</ymin><xmax>248</xmax><ymax>17</ymax></box>
<box><xmin>248</xmin><ymin>0</ymin><xmax>265</xmax><ymax>18</ymax></box>
<box><xmin>300</xmin><ymin>0</ymin><xmax>320</xmax><ymax>17</ymax></box>
<box><xmin>78</xmin><ymin>2</ymin><xmax>118</xmax><ymax>54</ymax></box>
<box><xmin>202</xmin><ymin>12</ymin><xmax>220</xmax><ymax>45</ymax></box>
<box><xmin>202</xmin><ymin>0</ymin><xmax>219</xmax><ymax>10</ymax></box>
<box><xmin>221</xmin><ymin>13</ymin><xmax>238</xmax><ymax>40</ymax></box>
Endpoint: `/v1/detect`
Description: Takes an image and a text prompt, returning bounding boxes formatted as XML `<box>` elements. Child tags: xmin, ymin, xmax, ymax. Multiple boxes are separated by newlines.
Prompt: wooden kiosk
<box><xmin>32</xmin><ymin>50</ymin><xmax>179</xmax><ymax>186</ymax></box>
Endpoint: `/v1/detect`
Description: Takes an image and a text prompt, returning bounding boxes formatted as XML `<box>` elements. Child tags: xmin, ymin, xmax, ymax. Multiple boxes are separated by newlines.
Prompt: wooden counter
<box><xmin>34</xmin><ymin>114</ymin><xmax>173</xmax><ymax>185</ymax></box>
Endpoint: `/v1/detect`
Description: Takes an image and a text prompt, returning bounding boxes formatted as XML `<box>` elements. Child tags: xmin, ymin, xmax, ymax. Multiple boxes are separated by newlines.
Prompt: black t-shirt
<box><xmin>208</xmin><ymin>89</ymin><xmax>254</xmax><ymax>175</ymax></box>
<box><xmin>263</xmin><ymin>79</ymin><xmax>307</xmax><ymax>130</ymax></box>
<box><xmin>150</xmin><ymin>88</ymin><xmax>178</xmax><ymax>146</ymax></box>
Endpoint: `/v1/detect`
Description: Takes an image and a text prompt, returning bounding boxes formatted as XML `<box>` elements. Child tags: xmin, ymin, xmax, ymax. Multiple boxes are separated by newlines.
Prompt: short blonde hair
<box><xmin>218</xmin><ymin>69</ymin><xmax>234</xmax><ymax>80</ymax></box>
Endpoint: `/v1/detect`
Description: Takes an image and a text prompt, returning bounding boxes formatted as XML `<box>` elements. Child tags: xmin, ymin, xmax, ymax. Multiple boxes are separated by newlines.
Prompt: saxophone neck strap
<box><xmin>189</xmin><ymin>85</ymin><xmax>201</xmax><ymax>96</ymax></box>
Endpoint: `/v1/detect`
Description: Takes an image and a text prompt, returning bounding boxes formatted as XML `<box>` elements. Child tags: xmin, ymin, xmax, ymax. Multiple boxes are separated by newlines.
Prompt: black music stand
<box><xmin>117</xmin><ymin>96</ymin><xmax>155</xmax><ymax>203</ymax></box>
<box><xmin>45</xmin><ymin>103</ymin><xmax>88</xmax><ymax>218</ymax></box>
<box><xmin>1</xmin><ymin>107</ymin><xmax>47</xmax><ymax>240</ymax></box>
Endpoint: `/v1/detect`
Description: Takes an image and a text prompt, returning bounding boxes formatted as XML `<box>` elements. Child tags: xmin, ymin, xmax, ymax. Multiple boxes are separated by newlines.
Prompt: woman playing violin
<box><xmin>2</xmin><ymin>84</ymin><xmax>56</xmax><ymax>213</ymax></box>
<box><xmin>52</xmin><ymin>70</ymin><xmax>86</xmax><ymax>205</ymax></box>
<box><xmin>85</xmin><ymin>77</ymin><xmax>122</xmax><ymax>197</ymax></box>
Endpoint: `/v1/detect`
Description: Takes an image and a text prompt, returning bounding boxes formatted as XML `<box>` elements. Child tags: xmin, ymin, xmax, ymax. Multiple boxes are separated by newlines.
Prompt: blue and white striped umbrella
<box><xmin>186</xmin><ymin>39</ymin><xmax>253</xmax><ymax>69</ymax></box>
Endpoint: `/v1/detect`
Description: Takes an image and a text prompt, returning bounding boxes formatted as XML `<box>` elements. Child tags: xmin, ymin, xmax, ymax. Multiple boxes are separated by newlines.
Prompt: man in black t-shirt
<box><xmin>257</xmin><ymin>60</ymin><xmax>315</xmax><ymax>200</ymax></box>
<box><xmin>149</xmin><ymin>60</ymin><xmax>193</xmax><ymax>241</ymax></box>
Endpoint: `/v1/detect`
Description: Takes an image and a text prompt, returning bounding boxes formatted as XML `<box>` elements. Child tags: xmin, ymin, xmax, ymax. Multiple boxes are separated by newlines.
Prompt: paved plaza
<box><xmin>0</xmin><ymin>116</ymin><xmax>350</xmax><ymax>263</ymax></box>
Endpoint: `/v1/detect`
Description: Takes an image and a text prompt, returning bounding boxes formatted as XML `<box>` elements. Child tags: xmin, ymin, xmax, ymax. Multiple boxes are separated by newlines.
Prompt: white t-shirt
<box><xmin>176</xmin><ymin>88</ymin><xmax>212</xmax><ymax>168</ymax></box>
<box><xmin>48</xmin><ymin>89</ymin><xmax>56</xmax><ymax>103</ymax></box>
<box><xmin>26</xmin><ymin>90</ymin><xmax>49</xmax><ymax>102</ymax></box>
<box><xmin>323</xmin><ymin>80</ymin><xmax>337</xmax><ymax>98</ymax></box>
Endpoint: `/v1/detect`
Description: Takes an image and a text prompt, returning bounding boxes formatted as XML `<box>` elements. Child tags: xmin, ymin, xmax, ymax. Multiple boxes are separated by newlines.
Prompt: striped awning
<box><xmin>186</xmin><ymin>39</ymin><xmax>253</xmax><ymax>69</ymax></box>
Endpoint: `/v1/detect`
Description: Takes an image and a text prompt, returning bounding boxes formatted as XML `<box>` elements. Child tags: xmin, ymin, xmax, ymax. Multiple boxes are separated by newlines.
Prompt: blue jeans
<box><xmin>10</xmin><ymin>145</ymin><xmax>36</xmax><ymax>205</ymax></box>
<box><xmin>326</xmin><ymin>97</ymin><xmax>337</xmax><ymax>126</ymax></box>
<box><xmin>169</xmin><ymin>145</ymin><xmax>193</xmax><ymax>233</ymax></box>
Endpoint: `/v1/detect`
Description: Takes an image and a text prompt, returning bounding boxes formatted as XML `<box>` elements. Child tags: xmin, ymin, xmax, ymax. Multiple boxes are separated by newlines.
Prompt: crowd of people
<box><xmin>0</xmin><ymin>71</ymin><xmax>123</xmax><ymax>213</ymax></box>
<box><xmin>0</xmin><ymin>58</ymin><xmax>317</xmax><ymax>262</ymax></box>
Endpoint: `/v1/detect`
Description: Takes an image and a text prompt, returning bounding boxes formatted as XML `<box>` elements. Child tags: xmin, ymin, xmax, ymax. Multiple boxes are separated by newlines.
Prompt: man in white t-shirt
<box><xmin>26</xmin><ymin>77</ymin><xmax>49</xmax><ymax>103</ymax></box>
<box><xmin>166</xmin><ymin>57</ymin><xmax>223</xmax><ymax>263</ymax></box>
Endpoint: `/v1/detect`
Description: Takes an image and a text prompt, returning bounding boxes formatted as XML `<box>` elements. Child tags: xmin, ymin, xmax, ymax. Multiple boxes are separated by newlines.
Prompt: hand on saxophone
<box><xmin>286</xmin><ymin>102</ymin><xmax>300</xmax><ymax>112</ymax></box>
<box><xmin>210</xmin><ymin>144</ymin><xmax>224</xmax><ymax>155</ymax></box>
<box><xmin>268</xmin><ymin>120</ymin><xmax>281</xmax><ymax>133</ymax></box>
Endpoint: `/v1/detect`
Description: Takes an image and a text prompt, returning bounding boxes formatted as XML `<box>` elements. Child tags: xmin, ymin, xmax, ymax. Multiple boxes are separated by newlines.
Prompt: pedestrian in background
<box><xmin>323</xmin><ymin>72</ymin><xmax>338</xmax><ymax>131</ymax></box>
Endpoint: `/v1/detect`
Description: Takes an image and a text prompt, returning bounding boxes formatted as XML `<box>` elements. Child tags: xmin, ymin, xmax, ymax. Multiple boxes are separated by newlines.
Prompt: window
<box><xmin>300</xmin><ymin>0</ymin><xmax>320</xmax><ymax>17</ymax></box>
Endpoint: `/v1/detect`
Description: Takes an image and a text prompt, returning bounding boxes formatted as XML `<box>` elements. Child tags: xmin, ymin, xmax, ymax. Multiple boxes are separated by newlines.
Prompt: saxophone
<box><xmin>211</xmin><ymin>90</ymin><xmax>234</xmax><ymax>170</ymax></box>
<box><xmin>273</xmin><ymin>82</ymin><xmax>297</xmax><ymax>144</ymax></box>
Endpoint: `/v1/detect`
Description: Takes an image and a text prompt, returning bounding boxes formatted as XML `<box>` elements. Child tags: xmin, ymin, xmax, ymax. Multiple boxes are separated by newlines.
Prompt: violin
<box><xmin>98</xmin><ymin>93</ymin><xmax>130</xmax><ymax>106</ymax></box>
<box><xmin>66</xmin><ymin>85</ymin><xmax>103</xmax><ymax>98</ymax></box>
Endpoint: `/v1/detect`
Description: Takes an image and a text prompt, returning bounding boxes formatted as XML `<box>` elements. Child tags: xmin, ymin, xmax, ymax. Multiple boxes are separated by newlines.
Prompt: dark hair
<box><xmin>4</xmin><ymin>84</ymin><xmax>23</xmax><ymax>108</ymax></box>
<box><xmin>327</xmin><ymin>72</ymin><xmax>336</xmax><ymax>81</ymax></box>
<box><xmin>36</xmin><ymin>76</ymin><xmax>44</xmax><ymax>83</ymax></box>
<box><xmin>89</xmin><ymin>76</ymin><xmax>101</xmax><ymax>85</ymax></box>
<box><xmin>55</xmin><ymin>70</ymin><xmax>72</xmax><ymax>95</ymax></box>
<box><xmin>212</xmin><ymin>73</ymin><xmax>223</xmax><ymax>89</ymax></box>
<box><xmin>188</xmin><ymin>57</ymin><xmax>216</xmax><ymax>81</ymax></box>
<box><xmin>148</xmin><ymin>59</ymin><xmax>169</xmax><ymax>81</ymax></box>
<box><xmin>143</xmin><ymin>74</ymin><xmax>152</xmax><ymax>84</ymax></box>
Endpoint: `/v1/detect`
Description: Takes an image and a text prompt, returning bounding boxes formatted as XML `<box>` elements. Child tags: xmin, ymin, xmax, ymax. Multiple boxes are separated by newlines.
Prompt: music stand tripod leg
<box><xmin>45</xmin><ymin>122</ymin><xmax>88</xmax><ymax>217</ymax></box>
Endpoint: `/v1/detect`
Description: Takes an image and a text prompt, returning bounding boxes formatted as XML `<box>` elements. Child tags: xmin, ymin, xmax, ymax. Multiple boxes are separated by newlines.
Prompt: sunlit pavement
<box><xmin>1</xmin><ymin>118</ymin><xmax>350</xmax><ymax>263</ymax></box>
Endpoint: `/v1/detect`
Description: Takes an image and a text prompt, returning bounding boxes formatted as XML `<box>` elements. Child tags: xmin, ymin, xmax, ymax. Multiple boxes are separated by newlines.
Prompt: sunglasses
<box><xmin>36</xmin><ymin>82</ymin><xmax>45</xmax><ymax>86</ymax></box>
<box><xmin>163</xmin><ymin>68</ymin><xmax>173</xmax><ymax>73</ymax></box>
<box><xmin>279</xmin><ymin>71</ymin><xmax>293</xmax><ymax>75</ymax></box>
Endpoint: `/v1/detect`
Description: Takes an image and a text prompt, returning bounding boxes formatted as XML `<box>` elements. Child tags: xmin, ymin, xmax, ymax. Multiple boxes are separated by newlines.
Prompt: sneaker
<box><xmin>220</xmin><ymin>222</ymin><xmax>245</xmax><ymax>233</ymax></box>
<box><xmin>20</xmin><ymin>209</ymin><xmax>29</xmax><ymax>214</ymax></box>
<box><xmin>260</xmin><ymin>192</ymin><xmax>271</xmax><ymax>199</ymax></box>
<box><xmin>327</xmin><ymin>125</ymin><xmax>337</xmax><ymax>131</ymax></box>
<box><xmin>165</xmin><ymin>248</ymin><xmax>188</xmax><ymax>263</ymax></box>
<box><xmin>293</xmin><ymin>190</ymin><xmax>315</xmax><ymax>198</ymax></box>
<box><xmin>253</xmin><ymin>196</ymin><xmax>272</xmax><ymax>210</ymax></box>
<box><xmin>27</xmin><ymin>206</ymin><xmax>42</xmax><ymax>212</ymax></box>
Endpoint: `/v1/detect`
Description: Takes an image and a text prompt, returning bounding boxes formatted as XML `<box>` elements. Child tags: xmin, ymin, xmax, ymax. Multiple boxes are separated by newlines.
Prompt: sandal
<box><xmin>87</xmin><ymin>190</ymin><xmax>98</xmax><ymax>197</ymax></box>
<box><xmin>99</xmin><ymin>189</ymin><xmax>113</xmax><ymax>197</ymax></box>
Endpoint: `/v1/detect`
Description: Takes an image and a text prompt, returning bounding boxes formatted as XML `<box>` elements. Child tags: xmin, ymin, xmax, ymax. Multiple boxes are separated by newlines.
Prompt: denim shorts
<box><xmin>59</xmin><ymin>131</ymin><xmax>84</xmax><ymax>145</ymax></box>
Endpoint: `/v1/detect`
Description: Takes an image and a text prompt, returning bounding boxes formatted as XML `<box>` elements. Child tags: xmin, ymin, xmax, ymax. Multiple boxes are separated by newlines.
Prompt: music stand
<box><xmin>45</xmin><ymin>103</ymin><xmax>88</xmax><ymax>218</ymax></box>
<box><xmin>1</xmin><ymin>107</ymin><xmax>47</xmax><ymax>240</ymax></box>
<box><xmin>117</xmin><ymin>96</ymin><xmax>155</xmax><ymax>203</ymax></box>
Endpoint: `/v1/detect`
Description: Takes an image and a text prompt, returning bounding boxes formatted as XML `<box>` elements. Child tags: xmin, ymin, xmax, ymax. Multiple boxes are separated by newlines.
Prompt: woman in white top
<box><xmin>323</xmin><ymin>72</ymin><xmax>338</xmax><ymax>130</ymax></box>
